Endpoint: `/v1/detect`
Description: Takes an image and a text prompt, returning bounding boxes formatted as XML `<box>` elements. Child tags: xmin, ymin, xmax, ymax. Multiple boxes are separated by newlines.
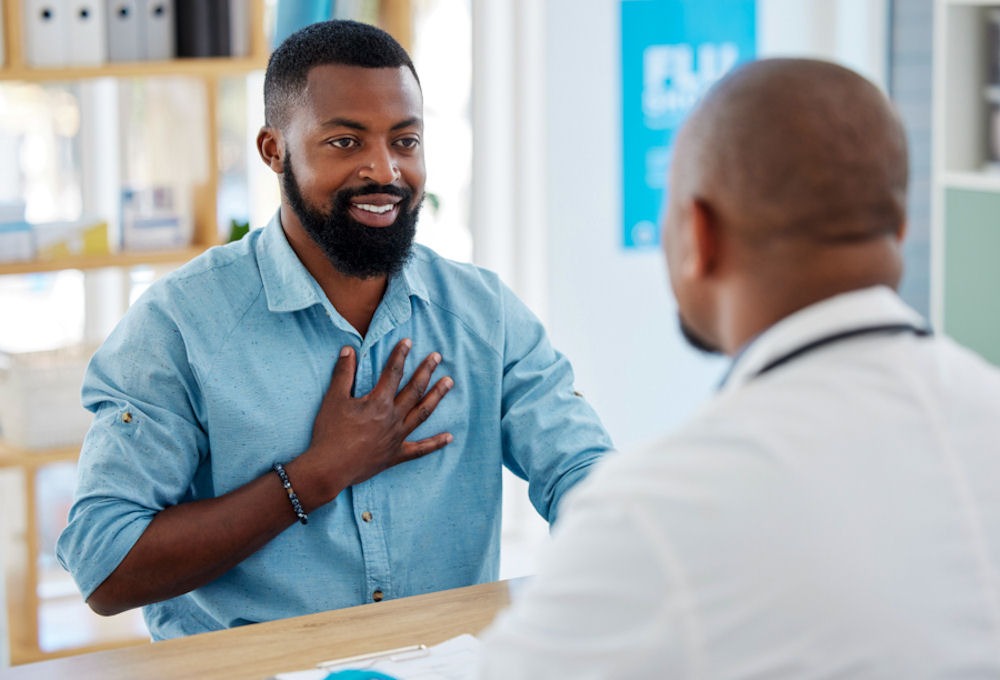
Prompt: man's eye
<box><xmin>329</xmin><ymin>138</ymin><xmax>357</xmax><ymax>149</ymax></box>
<box><xmin>396</xmin><ymin>137</ymin><xmax>420</xmax><ymax>150</ymax></box>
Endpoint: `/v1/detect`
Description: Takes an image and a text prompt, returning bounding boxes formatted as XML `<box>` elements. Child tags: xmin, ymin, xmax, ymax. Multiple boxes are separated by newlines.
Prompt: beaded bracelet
<box><xmin>272</xmin><ymin>462</ymin><xmax>309</xmax><ymax>525</ymax></box>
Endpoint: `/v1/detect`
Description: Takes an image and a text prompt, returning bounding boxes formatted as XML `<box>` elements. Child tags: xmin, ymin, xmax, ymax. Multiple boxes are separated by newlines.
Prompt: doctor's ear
<box><xmin>257</xmin><ymin>127</ymin><xmax>285</xmax><ymax>173</ymax></box>
<box><xmin>895</xmin><ymin>220</ymin><xmax>908</xmax><ymax>242</ymax></box>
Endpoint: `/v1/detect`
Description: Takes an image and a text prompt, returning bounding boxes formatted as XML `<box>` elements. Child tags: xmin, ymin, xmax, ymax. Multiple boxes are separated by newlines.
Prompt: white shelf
<box><xmin>940</xmin><ymin>170</ymin><xmax>1000</xmax><ymax>192</ymax></box>
<box><xmin>943</xmin><ymin>0</ymin><xmax>1000</xmax><ymax>6</ymax></box>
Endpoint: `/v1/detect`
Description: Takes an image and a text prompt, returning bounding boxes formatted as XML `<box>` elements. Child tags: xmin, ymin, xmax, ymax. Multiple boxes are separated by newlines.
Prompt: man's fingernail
<box><xmin>340</xmin><ymin>346</ymin><xmax>351</xmax><ymax>357</ymax></box>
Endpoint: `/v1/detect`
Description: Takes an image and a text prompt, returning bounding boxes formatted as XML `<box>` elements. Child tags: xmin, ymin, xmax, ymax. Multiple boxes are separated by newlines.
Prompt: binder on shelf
<box><xmin>985</xmin><ymin>10</ymin><xmax>1000</xmax><ymax>171</ymax></box>
<box><xmin>272</xmin><ymin>0</ymin><xmax>332</xmax><ymax>48</ymax></box>
<box><xmin>23</xmin><ymin>0</ymin><xmax>70</xmax><ymax>67</ymax></box>
<box><xmin>988</xmin><ymin>9</ymin><xmax>1000</xmax><ymax>86</ymax></box>
<box><xmin>0</xmin><ymin>201</ymin><xmax>32</xmax><ymax>262</ymax></box>
<box><xmin>0</xmin><ymin>222</ymin><xmax>34</xmax><ymax>264</ymax></box>
<box><xmin>174</xmin><ymin>0</ymin><xmax>212</xmax><ymax>57</ymax></box>
<box><xmin>33</xmin><ymin>218</ymin><xmax>110</xmax><ymax>259</ymax></box>
<box><xmin>105</xmin><ymin>0</ymin><xmax>141</xmax><ymax>62</ymax></box>
<box><xmin>137</xmin><ymin>0</ymin><xmax>175</xmax><ymax>60</ymax></box>
<box><xmin>120</xmin><ymin>185</ymin><xmax>191</xmax><ymax>251</ymax></box>
<box><xmin>208</xmin><ymin>0</ymin><xmax>231</xmax><ymax>56</ymax></box>
<box><xmin>228</xmin><ymin>0</ymin><xmax>251</xmax><ymax>58</ymax></box>
<box><xmin>67</xmin><ymin>1</ymin><xmax>107</xmax><ymax>66</ymax></box>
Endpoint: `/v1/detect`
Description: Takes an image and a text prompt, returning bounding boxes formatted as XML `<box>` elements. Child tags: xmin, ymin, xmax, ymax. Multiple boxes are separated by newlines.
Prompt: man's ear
<box><xmin>257</xmin><ymin>126</ymin><xmax>285</xmax><ymax>173</ymax></box>
<box><xmin>688</xmin><ymin>197</ymin><xmax>721</xmax><ymax>277</ymax></box>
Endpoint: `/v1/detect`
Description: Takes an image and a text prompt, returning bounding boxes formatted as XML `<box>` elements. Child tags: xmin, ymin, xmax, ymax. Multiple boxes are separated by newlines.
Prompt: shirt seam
<box><xmin>186</xmin><ymin>259</ymin><xmax>269</xmax><ymax>388</ymax></box>
<box><xmin>419</xmin><ymin>296</ymin><xmax>504</xmax><ymax>361</ymax></box>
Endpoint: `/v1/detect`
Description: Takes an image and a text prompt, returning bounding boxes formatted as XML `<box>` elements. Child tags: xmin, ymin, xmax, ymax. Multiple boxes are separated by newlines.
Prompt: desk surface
<box><xmin>2</xmin><ymin>580</ymin><xmax>515</xmax><ymax>680</ymax></box>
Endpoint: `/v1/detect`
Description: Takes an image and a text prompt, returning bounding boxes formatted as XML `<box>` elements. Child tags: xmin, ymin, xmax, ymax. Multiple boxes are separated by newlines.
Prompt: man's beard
<box><xmin>678</xmin><ymin>313</ymin><xmax>722</xmax><ymax>355</ymax></box>
<box><xmin>282</xmin><ymin>153</ymin><xmax>421</xmax><ymax>279</ymax></box>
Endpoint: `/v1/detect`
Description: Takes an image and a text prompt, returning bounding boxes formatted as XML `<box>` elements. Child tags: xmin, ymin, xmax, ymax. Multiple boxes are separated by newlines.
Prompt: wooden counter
<box><xmin>2</xmin><ymin>579</ymin><xmax>517</xmax><ymax>679</ymax></box>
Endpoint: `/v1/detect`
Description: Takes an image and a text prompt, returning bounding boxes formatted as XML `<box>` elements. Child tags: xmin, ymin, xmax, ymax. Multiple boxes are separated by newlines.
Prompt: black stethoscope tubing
<box><xmin>751</xmin><ymin>322</ymin><xmax>932</xmax><ymax>380</ymax></box>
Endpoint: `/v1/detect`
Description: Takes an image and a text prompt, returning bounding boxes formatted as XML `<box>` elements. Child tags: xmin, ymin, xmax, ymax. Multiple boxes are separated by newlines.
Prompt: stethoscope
<box><xmin>720</xmin><ymin>322</ymin><xmax>933</xmax><ymax>387</ymax></box>
<box><xmin>753</xmin><ymin>322</ymin><xmax>933</xmax><ymax>379</ymax></box>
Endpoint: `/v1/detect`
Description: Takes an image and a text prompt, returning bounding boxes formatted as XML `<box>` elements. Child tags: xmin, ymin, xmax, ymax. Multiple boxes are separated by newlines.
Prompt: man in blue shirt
<box><xmin>57</xmin><ymin>20</ymin><xmax>613</xmax><ymax>640</ymax></box>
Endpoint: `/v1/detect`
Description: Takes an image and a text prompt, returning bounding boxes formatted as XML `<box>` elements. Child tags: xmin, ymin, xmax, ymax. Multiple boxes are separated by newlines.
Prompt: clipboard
<box><xmin>268</xmin><ymin>634</ymin><xmax>482</xmax><ymax>680</ymax></box>
<box><xmin>318</xmin><ymin>644</ymin><xmax>429</xmax><ymax>671</ymax></box>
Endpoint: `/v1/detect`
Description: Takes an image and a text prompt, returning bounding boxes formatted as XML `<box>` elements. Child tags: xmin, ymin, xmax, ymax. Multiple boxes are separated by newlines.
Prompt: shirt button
<box><xmin>122</xmin><ymin>412</ymin><xmax>132</xmax><ymax>423</ymax></box>
<box><xmin>372</xmin><ymin>590</ymin><xmax>384</xmax><ymax>602</ymax></box>
<box><xmin>361</xmin><ymin>511</ymin><xmax>373</xmax><ymax>522</ymax></box>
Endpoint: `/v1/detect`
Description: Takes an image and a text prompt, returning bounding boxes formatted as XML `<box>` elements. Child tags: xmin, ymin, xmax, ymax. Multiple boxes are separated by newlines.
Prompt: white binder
<box><xmin>105</xmin><ymin>0</ymin><xmax>141</xmax><ymax>62</ymax></box>
<box><xmin>228</xmin><ymin>0</ymin><xmax>250</xmax><ymax>58</ymax></box>
<box><xmin>23</xmin><ymin>0</ymin><xmax>69</xmax><ymax>67</ymax></box>
<box><xmin>67</xmin><ymin>1</ymin><xmax>107</xmax><ymax>65</ymax></box>
<box><xmin>138</xmin><ymin>0</ymin><xmax>175</xmax><ymax>60</ymax></box>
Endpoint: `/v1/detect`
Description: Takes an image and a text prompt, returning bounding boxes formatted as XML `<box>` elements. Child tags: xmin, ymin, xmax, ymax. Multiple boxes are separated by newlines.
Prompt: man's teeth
<box><xmin>355</xmin><ymin>203</ymin><xmax>395</xmax><ymax>214</ymax></box>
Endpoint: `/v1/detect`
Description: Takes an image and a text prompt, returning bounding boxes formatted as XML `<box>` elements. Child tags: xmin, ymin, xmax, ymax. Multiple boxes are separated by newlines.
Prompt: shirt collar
<box><xmin>398</xmin><ymin>247</ymin><xmax>431</xmax><ymax>305</ymax></box>
<box><xmin>719</xmin><ymin>286</ymin><xmax>928</xmax><ymax>393</ymax></box>
<box><xmin>256</xmin><ymin>210</ymin><xmax>432</xmax><ymax>317</ymax></box>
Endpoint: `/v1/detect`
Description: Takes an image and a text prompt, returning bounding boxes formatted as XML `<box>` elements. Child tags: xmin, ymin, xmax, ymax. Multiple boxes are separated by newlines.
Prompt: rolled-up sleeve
<box><xmin>498</xmin><ymin>283</ymin><xmax>615</xmax><ymax>523</ymax></box>
<box><xmin>56</xmin><ymin>293</ymin><xmax>207</xmax><ymax>599</ymax></box>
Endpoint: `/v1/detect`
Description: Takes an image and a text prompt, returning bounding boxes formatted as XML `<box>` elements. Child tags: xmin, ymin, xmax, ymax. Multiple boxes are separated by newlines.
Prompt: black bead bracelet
<box><xmin>272</xmin><ymin>462</ymin><xmax>309</xmax><ymax>525</ymax></box>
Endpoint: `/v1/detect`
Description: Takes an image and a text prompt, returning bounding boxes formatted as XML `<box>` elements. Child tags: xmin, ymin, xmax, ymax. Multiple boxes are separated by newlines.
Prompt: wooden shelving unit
<box><xmin>0</xmin><ymin>0</ymin><xmax>269</xmax><ymax>279</ymax></box>
<box><xmin>0</xmin><ymin>0</ymin><xmax>270</xmax><ymax>665</ymax></box>
<box><xmin>0</xmin><ymin>247</ymin><xmax>208</xmax><ymax>276</ymax></box>
<box><xmin>0</xmin><ymin>442</ymin><xmax>111</xmax><ymax>665</ymax></box>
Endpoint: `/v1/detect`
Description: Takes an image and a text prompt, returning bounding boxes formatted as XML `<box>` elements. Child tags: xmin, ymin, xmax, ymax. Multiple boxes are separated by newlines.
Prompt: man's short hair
<box><xmin>264</xmin><ymin>20</ymin><xmax>419</xmax><ymax>129</ymax></box>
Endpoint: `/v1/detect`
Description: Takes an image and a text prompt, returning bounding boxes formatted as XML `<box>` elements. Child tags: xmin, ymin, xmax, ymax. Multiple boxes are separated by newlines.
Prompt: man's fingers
<box><xmin>371</xmin><ymin>339</ymin><xmax>412</xmax><ymax>396</ymax></box>
<box><xmin>395</xmin><ymin>352</ymin><xmax>441</xmax><ymax>409</ymax></box>
<box><xmin>327</xmin><ymin>345</ymin><xmax>358</xmax><ymax>397</ymax></box>
<box><xmin>400</xmin><ymin>432</ymin><xmax>454</xmax><ymax>462</ymax></box>
<box><xmin>402</xmin><ymin>376</ymin><xmax>454</xmax><ymax>431</ymax></box>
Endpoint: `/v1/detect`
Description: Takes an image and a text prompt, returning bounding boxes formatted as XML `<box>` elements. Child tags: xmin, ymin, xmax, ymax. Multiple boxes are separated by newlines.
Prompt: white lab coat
<box><xmin>480</xmin><ymin>286</ymin><xmax>1000</xmax><ymax>679</ymax></box>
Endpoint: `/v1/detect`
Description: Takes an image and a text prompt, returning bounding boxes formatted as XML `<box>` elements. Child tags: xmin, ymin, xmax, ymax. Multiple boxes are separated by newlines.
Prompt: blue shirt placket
<box><xmin>348</xmin><ymin>278</ymin><xmax>413</xmax><ymax>604</ymax></box>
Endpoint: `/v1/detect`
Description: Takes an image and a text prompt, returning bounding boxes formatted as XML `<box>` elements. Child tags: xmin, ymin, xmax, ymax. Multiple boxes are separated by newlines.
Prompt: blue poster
<box><xmin>621</xmin><ymin>0</ymin><xmax>756</xmax><ymax>249</ymax></box>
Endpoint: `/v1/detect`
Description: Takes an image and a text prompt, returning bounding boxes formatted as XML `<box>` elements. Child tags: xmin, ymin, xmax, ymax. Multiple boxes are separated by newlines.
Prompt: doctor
<box><xmin>480</xmin><ymin>57</ymin><xmax>1000</xmax><ymax>677</ymax></box>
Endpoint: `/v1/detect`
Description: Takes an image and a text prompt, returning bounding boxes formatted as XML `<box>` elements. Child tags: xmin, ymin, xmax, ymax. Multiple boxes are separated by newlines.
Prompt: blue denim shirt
<box><xmin>56</xmin><ymin>213</ymin><xmax>613</xmax><ymax>640</ymax></box>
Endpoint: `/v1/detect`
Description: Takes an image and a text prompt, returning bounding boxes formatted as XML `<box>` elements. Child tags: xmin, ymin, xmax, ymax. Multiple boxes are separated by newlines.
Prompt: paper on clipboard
<box><xmin>269</xmin><ymin>634</ymin><xmax>482</xmax><ymax>680</ymax></box>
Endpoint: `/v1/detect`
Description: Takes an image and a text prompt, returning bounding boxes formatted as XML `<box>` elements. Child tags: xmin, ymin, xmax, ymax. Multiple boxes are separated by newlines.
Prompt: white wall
<box><xmin>542</xmin><ymin>0</ymin><xmax>723</xmax><ymax>451</ymax></box>
<box><xmin>758</xmin><ymin>0</ymin><xmax>889</xmax><ymax>88</ymax></box>
<box><xmin>473</xmin><ymin>0</ymin><xmax>890</xmax><ymax>577</ymax></box>
<box><xmin>535</xmin><ymin>0</ymin><xmax>889</xmax><ymax>451</ymax></box>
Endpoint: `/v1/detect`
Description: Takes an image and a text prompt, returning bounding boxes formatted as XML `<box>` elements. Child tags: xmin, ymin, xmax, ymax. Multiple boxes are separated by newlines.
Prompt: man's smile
<box><xmin>349</xmin><ymin>193</ymin><xmax>403</xmax><ymax>227</ymax></box>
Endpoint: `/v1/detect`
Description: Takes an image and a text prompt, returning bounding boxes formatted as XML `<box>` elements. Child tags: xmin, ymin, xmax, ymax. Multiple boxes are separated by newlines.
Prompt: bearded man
<box><xmin>58</xmin><ymin>20</ymin><xmax>613</xmax><ymax>641</ymax></box>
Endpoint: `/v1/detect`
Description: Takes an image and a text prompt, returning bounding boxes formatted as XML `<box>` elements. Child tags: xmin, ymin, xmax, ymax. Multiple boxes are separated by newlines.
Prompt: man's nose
<box><xmin>357</xmin><ymin>147</ymin><xmax>400</xmax><ymax>184</ymax></box>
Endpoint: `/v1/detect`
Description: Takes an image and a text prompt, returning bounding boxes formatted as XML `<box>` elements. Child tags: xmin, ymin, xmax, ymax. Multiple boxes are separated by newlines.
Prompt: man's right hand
<box><xmin>293</xmin><ymin>338</ymin><xmax>454</xmax><ymax>507</ymax></box>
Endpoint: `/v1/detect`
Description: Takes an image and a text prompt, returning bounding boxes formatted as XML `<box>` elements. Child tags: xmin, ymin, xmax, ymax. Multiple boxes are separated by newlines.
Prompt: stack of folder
<box><xmin>21</xmin><ymin>0</ymin><xmax>252</xmax><ymax>67</ymax></box>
